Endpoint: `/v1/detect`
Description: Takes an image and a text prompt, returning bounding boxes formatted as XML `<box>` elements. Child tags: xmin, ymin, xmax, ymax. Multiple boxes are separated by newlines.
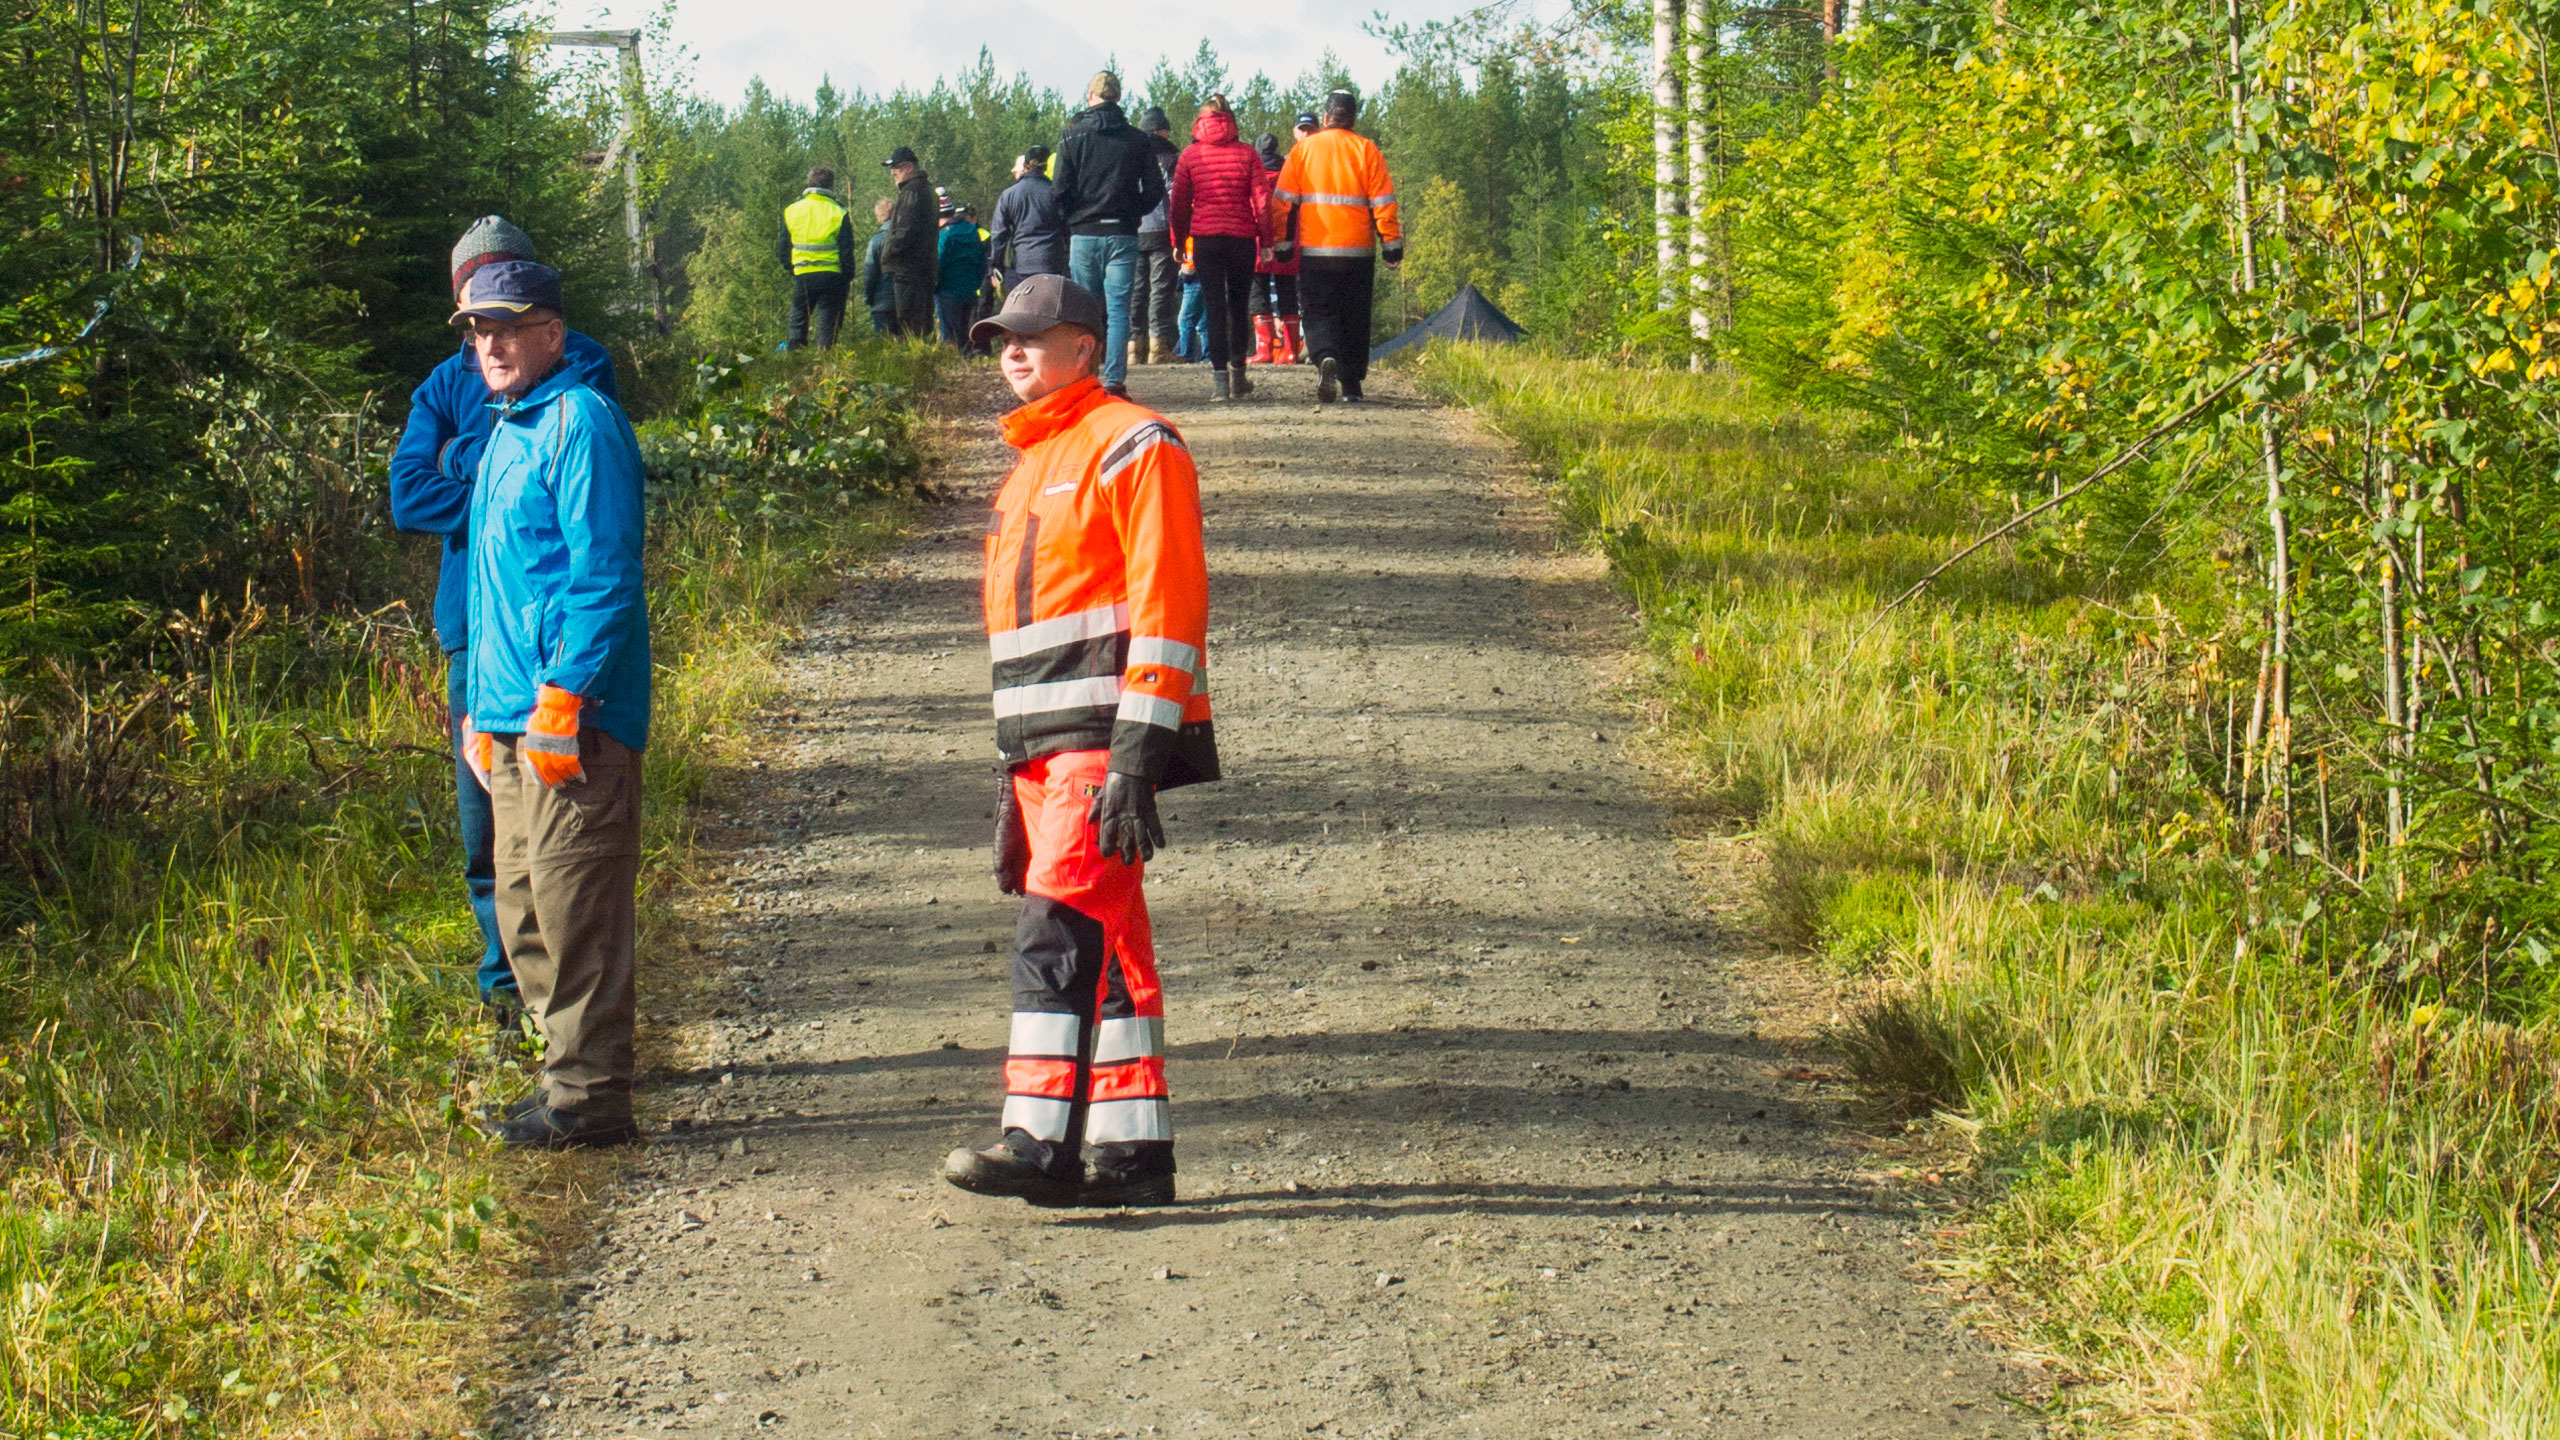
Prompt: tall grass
<box><xmin>0</xmin><ymin>338</ymin><xmax>949</xmax><ymax>1438</ymax></box>
<box><xmin>1413</xmin><ymin>345</ymin><xmax>2560</xmax><ymax>1437</ymax></box>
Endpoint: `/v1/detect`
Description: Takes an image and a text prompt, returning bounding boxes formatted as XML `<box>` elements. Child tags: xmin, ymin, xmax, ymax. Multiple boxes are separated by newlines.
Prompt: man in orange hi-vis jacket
<box><xmin>1270</xmin><ymin>88</ymin><xmax>1401</xmax><ymax>405</ymax></box>
<box><xmin>943</xmin><ymin>273</ymin><xmax>1218</xmax><ymax>1209</ymax></box>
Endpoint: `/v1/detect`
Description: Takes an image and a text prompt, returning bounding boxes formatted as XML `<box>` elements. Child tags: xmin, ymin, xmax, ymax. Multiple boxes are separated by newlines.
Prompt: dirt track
<box><xmin>506</xmin><ymin>360</ymin><xmax>2039</xmax><ymax>1438</ymax></box>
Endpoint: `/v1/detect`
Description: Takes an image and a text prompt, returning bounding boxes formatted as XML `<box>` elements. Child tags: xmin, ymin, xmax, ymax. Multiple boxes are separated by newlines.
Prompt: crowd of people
<box><xmin>785</xmin><ymin>74</ymin><xmax>1402</xmax><ymax>405</ymax></box>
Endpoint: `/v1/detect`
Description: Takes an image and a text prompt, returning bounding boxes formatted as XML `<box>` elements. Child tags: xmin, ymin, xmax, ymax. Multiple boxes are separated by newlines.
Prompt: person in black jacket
<box><xmin>881</xmin><ymin>146</ymin><xmax>941</xmax><ymax>337</ymax></box>
<box><xmin>988</xmin><ymin>146</ymin><xmax>1067</xmax><ymax>291</ymax></box>
<box><xmin>1051</xmin><ymin>71</ymin><xmax>1163</xmax><ymax>396</ymax></box>
<box><xmin>1130</xmin><ymin>106</ymin><xmax>1183</xmax><ymax>367</ymax></box>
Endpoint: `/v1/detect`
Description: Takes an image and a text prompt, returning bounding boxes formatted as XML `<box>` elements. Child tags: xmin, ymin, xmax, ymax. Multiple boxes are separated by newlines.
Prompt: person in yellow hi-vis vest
<box><xmin>775</xmin><ymin>166</ymin><xmax>855</xmax><ymax>349</ymax></box>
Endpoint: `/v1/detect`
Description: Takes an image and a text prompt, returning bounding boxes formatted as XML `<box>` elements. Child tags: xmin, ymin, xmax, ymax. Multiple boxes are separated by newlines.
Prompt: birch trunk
<box><xmin>1686</xmin><ymin>0</ymin><xmax>1714</xmax><ymax>362</ymax></box>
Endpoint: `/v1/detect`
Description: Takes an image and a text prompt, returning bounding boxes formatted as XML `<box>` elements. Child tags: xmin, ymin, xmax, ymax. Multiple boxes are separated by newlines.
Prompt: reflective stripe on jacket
<box><xmin>1271</xmin><ymin>127</ymin><xmax>1401</xmax><ymax>259</ymax></box>
<box><xmin>983</xmin><ymin>375</ymin><xmax>1218</xmax><ymax>788</ymax></box>
<box><xmin>783</xmin><ymin>191</ymin><xmax>851</xmax><ymax>274</ymax></box>
<box><xmin>467</xmin><ymin>367</ymin><xmax>652</xmax><ymax>751</ymax></box>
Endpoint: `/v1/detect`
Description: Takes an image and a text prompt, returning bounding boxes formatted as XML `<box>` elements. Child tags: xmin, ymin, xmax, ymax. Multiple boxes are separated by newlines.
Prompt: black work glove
<box><xmin>1086</xmin><ymin>772</ymin><xmax>1164</xmax><ymax>866</ymax></box>
<box><xmin>1269</xmin><ymin>240</ymin><xmax>1295</xmax><ymax>263</ymax></box>
<box><xmin>1381</xmin><ymin>241</ymin><xmax>1404</xmax><ymax>268</ymax></box>
<box><xmin>995</xmin><ymin>778</ymin><xmax>1030</xmax><ymax>896</ymax></box>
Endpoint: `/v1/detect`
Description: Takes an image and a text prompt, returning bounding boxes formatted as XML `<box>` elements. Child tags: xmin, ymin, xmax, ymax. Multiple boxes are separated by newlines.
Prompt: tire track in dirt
<box><xmin>510</xmin><ymin>362</ymin><xmax>2038</xmax><ymax>1438</ymax></box>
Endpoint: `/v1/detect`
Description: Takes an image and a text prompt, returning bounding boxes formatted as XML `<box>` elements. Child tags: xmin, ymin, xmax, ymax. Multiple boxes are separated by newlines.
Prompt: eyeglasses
<box><xmin>465</xmin><ymin>317</ymin><xmax>557</xmax><ymax>341</ymax></box>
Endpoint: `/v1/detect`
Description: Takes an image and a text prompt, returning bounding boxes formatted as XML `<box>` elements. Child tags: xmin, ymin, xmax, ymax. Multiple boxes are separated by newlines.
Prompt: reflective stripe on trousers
<box><xmin>998</xmin><ymin>748</ymin><xmax>1173</xmax><ymax>1157</ymax></box>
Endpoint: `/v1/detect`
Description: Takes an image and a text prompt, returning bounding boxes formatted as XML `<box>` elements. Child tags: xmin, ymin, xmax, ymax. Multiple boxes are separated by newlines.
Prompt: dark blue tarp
<box><xmin>1370</xmin><ymin>282</ymin><xmax>1524</xmax><ymax>361</ymax></box>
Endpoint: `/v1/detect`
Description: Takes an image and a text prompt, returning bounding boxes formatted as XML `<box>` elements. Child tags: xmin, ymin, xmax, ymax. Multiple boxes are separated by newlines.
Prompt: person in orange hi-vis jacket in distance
<box><xmin>1269</xmin><ymin>88</ymin><xmax>1401</xmax><ymax>404</ymax></box>
<box><xmin>943</xmin><ymin>273</ymin><xmax>1219</xmax><ymax>1209</ymax></box>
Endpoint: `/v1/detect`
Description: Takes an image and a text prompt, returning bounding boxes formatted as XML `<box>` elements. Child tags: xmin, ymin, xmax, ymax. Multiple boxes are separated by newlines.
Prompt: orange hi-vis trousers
<box><xmin>1000</xmin><ymin>749</ymin><xmax>1173</xmax><ymax>1174</ymax></box>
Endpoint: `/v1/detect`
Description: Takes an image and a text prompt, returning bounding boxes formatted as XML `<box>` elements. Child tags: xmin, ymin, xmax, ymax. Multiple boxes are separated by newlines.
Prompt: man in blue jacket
<box><xmin>988</xmin><ymin>146</ymin><xmax>1066</xmax><ymax>292</ymax></box>
<box><xmin>451</xmin><ymin>259</ymin><xmax>652</xmax><ymax>1151</ymax></box>
<box><xmin>388</xmin><ymin>217</ymin><xmax>619</xmax><ymax>1053</ymax></box>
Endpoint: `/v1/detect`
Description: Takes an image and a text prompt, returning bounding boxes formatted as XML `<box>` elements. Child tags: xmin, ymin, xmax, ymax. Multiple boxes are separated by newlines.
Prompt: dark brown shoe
<box><xmin>943</xmin><ymin>1136</ymin><xmax>1082</xmax><ymax>1207</ymax></box>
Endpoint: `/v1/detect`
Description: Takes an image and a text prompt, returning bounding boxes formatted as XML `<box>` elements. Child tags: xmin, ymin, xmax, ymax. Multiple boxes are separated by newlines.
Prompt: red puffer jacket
<box><xmin>1169</xmin><ymin>108</ymin><xmax>1273</xmax><ymax>247</ymax></box>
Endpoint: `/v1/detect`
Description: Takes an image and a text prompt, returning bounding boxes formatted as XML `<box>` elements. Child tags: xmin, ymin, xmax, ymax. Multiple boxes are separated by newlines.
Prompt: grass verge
<box><xmin>0</xmin><ymin>338</ymin><xmax>952</xmax><ymax>1438</ymax></box>
<box><xmin>1411</xmin><ymin>344</ymin><xmax>2560</xmax><ymax>1438</ymax></box>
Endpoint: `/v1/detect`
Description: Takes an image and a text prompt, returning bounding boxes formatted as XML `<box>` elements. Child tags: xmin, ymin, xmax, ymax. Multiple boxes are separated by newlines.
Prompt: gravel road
<box><xmin>509</xmin><ymin>360</ymin><xmax>2039</xmax><ymax>1438</ymax></box>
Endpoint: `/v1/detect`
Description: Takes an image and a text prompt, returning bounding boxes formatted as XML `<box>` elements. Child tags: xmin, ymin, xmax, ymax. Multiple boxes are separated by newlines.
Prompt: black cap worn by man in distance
<box><xmin>970</xmin><ymin>273</ymin><xmax>1108</xmax><ymax>349</ymax></box>
<box><xmin>450</xmin><ymin>260</ymin><xmax>564</xmax><ymax>325</ymax></box>
<box><xmin>883</xmin><ymin>145</ymin><xmax>919</xmax><ymax>168</ymax></box>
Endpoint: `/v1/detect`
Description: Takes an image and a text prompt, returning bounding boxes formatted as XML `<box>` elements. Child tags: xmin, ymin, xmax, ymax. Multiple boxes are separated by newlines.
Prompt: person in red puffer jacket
<box><xmin>1168</xmin><ymin>96</ymin><xmax>1274</xmax><ymax>401</ymax></box>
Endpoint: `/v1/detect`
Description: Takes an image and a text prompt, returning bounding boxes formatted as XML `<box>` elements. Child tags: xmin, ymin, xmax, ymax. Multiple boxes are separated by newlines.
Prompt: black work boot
<box><xmin>489</xmin><ymin>1105</ymin><xmax>638</xmax><ymax>1151</ymax></box>
<box><xmin>1080</xmin><ymin>1167</ymin><xmax>1177</xmax><ymax>1207</ymax></box>
<box><xmin>1316</xmin><ymin>356</ymin><xmax>1340</xmax><ymax>404</ymax></box>
<box><xmin>1080</xmin><ymin>1141</ymin><xmax>1176</xmax><ymax>1207</ymax></box>
<box><xmin>943</xmin><ymin>1129</ymin><xmax>1082</xmax><ymax>1207</ymax></box>
<box><xmin>1231</xmin><ymin>364</ymin><xmax>1253</xmax><ymax>399</ymax></box>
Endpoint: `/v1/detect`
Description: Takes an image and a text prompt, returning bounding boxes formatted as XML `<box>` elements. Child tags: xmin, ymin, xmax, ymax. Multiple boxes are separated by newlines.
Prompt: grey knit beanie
<box><xmin>452</xmin><ymin>215</ymin><xmax>537</xmax><ymax>294</ymax></box>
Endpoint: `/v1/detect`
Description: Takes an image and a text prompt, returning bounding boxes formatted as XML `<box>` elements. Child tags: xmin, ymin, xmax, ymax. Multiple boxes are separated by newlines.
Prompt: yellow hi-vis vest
<box><xmin>785</xmin><ymin>191</ymin><xmax>848</xmax><ymax>274</ymax></box>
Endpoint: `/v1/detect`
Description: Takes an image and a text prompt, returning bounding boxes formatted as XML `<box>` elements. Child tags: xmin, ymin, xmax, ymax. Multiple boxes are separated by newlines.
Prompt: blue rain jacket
<box><xmin>936</xmin><ymin>220</ymin><xmax>989</xmax><ymax>300</ymax></box>
<box><xmin>389</xmin><ymin>331</ymin><xmax>618</xmax><ymax>654</ymax></box>
<box><xmin>466</xmin><ymin>365</ymin><xmax>652</xmax><ymax>752</ymax></box>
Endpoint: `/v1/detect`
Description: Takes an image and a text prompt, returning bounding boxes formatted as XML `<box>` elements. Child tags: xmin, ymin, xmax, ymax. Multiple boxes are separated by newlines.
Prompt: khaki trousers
<box><xmin>489</xmin><ymin>731</ymin><xmax>643</xmax><ymax>1118</ymax></box>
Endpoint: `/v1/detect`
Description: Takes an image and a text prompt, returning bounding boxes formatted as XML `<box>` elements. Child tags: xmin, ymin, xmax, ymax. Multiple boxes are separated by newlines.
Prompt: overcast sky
<box><xmin>579</xmin><ymin>0</ymin><xmax>1511</xmax><ymax>107</ymax></box>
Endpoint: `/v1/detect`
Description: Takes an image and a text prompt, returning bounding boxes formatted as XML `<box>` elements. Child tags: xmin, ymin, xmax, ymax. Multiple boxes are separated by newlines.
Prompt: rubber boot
<box><xmin>1251</xmin><ymin>316</ymin><xmax>1275</xmax><ymax>364</ymax></box>
<box><xmin>1212</xmin><ymin>368</ymin><xmax>1232</xmax><ymax>401</ymax></box>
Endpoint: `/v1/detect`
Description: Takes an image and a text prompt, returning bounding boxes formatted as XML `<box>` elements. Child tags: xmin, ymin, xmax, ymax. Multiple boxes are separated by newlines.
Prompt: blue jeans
<box><xmin>1177</xmin><ymin>280</ymin><xmax>1206</xmax><ymax>360</ymax></box>
<box><xmin>1068</xmin><ymin>233</ymin><xmax>1140</xmax><ymax>388</ymax></box>
<box><xmin>449</xmin><ymin>653</ymin><xmax>512</xmax><ymax>998</ymax></box>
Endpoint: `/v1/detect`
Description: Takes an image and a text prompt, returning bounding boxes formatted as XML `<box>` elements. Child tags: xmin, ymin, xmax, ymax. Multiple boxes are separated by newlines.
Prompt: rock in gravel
<box><xmin>728</xmin><ymin>1137</ymin><xmax>751</xmax><ymax>1158</ymax></box>
<box><xmin>673</xmin><ymin>1210</ymin><xmax>706</xmax><ymax>1232</ymax></box>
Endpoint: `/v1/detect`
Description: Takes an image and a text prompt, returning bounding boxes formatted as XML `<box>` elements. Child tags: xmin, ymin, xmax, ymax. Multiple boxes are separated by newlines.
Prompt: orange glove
<box><xmin>460</xmin><ymin>715</ymin><xmax>493</xmax><ymax>792</ymax></box>
<box><xmin>520</xmin><ymin>685</ymin><xmax>586</xmax><ymax>788</ymax></box>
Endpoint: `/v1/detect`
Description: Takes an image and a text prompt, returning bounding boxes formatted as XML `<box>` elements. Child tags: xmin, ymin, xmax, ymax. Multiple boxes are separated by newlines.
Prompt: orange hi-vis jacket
<box><xmin>1271</xmin><ymin>127</ymin><xmax>1402</xmax><ymax>260</ymax></box>
<box><xmin>984</xmin><ymin>375</ymin><xmax>1219</xmax><ymax>788</ymax></box>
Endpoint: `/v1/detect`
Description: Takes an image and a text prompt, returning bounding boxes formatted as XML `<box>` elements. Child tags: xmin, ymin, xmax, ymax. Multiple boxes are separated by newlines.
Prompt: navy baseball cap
<box><xmin>450</xmin><ymin>260</ymin><xmax>562</xmax><ymax>325</ymax></box>
<box><xmin>883</xmin><ymin>145</ymin><xmax>919</xmax><ymax>167</ymax></box>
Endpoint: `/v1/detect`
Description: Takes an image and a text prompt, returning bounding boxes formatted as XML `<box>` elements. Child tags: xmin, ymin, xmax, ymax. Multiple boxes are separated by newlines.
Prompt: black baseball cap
<box><xmin>883</xmin><ymin>145</ymin><xmax>919</xmax><ymax>167</ymax></box>
<box><xmin>1292</xmin><ymin>111</ymin><xmax>1319</xmax><ymax>131</ymax></box>
<box><xmin>970</xmin><ymin>273</ymin><xmax>1109</xmax><ymax>347</ymax></box>
<box><xmin>449</xmin><ymin>259</ymin><xmax>563</xmax><ymax>325</ymax></box>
